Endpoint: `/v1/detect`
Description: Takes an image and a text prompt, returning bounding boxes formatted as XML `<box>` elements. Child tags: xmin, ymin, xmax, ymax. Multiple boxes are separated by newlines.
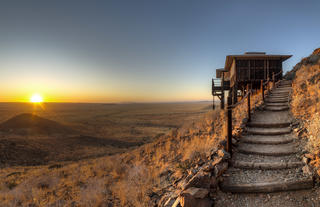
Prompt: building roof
<box><xmin>224</xmin><ymin>52</ymin><xmax>292</xmax><ymax>71</ymax></box>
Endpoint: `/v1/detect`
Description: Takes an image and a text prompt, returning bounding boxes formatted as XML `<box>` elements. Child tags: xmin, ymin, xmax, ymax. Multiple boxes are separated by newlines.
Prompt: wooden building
<box><xmin>212</xmin><ymin>52</ymin><xmax>291</xmax><ymax>109</ymax></box>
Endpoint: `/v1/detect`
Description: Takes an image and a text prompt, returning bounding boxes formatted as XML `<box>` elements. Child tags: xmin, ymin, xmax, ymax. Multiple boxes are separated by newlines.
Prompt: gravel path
<box><xmin>213</xmin><ymin>187</ymin><xmax>320</xmax><ymax>207</ymax></box>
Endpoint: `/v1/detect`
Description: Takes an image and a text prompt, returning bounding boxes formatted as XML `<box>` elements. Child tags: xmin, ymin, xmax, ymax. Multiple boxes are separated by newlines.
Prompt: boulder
<box><xmin>182</xmin><ymin>170</ymin><xmax>211</xmax><ymax>190</ymax></box>
<box><xmin>302</xmin><ymin>165</ymin><xmax>312</xmax><ymax>176</ymax></box>
<box><xmin>158</xmin><ymin>192</ymin><xmax>178</xmax><ymax>207</ymax></box>
<box><xmin>171</xmin><ymin>197</ymin><xmax>181</xmax><ymax>207</ymax></box>
<box><xmin>302</xmin><ymin>156</ymin><xmax>309</xmax><ymax>164</ymax></box>
<box><xmin>210</xmin><ymin>176</ymin><xmax>218</xmax><ymax>189</ymax></box>
<box><xmin>182</xmin><ymin>187</ymin><xmax>209</xmax><ymax>199</ymax></box>
<box><xmin>180</xmin><ymin>193</ymin><xmax>213</xmax><ymax>207</ymax></box>
<box><xmin>217</xmin><ymin>149</ymin><xmax>231</xmax><ymax>160</ymax></box>
<box><xmin>180</xmin><ymin>193</ymin><xmax>197</xmax><ymax>207</ymax></box>
<box><xmin>232</xmin><ymin>138</ymin><xmax>238</xmax><ymax>145</ymax></box>
<box><xmin>214</xmin><ymin>162</ymin><xmax>228</xmax><ymax>177</ymax></box>
<box><xmin>304</xmin><ymin>153</ymin><xmax>315</xmax><ymax>160</ymax></box>
<box><xmin>203</xmin><ymin>157</ymin><xmax>222</xmax><ymax>172</ymax></box>
<box><xmin>163</xmin><ymin>197</ymin><xmax>175</xmax><ymax>207</ymax></box>
<box><xmin>219</xmin><ymin>140</ymin><xmax>227</xmax><ymax>148</ymax></box>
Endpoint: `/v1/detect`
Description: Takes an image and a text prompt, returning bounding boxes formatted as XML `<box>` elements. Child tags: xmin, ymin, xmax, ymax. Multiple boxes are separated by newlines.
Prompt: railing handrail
<box><xmin>274</xmin><ymin>69</ymin><xmax>283</xmax><ymax>78</ymax></box>
<box><xmin>228</xmin><ymin>89</ymin><xmax>251</xmax><ymax>109</ymax></box>
<box><xmin>263</xmin><ymin>80</ymin><xmax>269</xmax><ymax>86</ymax></box>
<box><xmin>261</xmin><ymin>69</ymin><xmax>283</xmax><ymax>87</ymax></box>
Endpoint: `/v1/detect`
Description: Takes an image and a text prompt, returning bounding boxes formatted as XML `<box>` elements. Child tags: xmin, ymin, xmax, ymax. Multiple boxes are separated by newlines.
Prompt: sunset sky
<box><xmin>1</xmin><ymin>0</ymin><xmax>320</xmax><ymax>103</ymax></box>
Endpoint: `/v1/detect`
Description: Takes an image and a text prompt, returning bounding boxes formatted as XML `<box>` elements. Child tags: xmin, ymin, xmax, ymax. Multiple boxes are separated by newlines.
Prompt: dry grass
<box><xmin>0</xmin><ymin>102</ymin><xmax>211</xmax><ymax>167</ymax></box>
<box><xmin>0</xmin><ymin>97</ymin><xmax>264</xmax><ymax>206</ymax></box>
<box><xmin>290</xmin><ymin>48</ymin><xmax>320</xmax><ymax>175</ymax></box>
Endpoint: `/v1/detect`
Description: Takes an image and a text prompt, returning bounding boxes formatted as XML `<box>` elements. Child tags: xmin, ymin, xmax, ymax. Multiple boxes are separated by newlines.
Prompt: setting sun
<box><xmin>30</xmin><ymin>93</ymin><xmax>43</xmax><ymax>103</ymax></box>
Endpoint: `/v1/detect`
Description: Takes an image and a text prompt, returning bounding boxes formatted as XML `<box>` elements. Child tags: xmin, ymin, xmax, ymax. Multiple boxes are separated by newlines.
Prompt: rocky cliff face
<box><xmin>289</xmin><ymin>48</ymin><xmax>320</xmax><ymax>177</ymax></box>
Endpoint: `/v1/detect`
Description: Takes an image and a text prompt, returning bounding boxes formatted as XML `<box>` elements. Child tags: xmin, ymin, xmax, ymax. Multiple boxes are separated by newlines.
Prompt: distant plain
<box><xmin>0</xmin><ymin>102</ymin><xmax>211</xmax><ymax>167</ymax></box>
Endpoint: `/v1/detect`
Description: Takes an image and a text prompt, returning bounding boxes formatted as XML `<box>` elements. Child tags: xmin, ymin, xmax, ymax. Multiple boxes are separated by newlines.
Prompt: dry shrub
<box><xmin>112</xmin><ymin>164</ymin><xmax>155</xmax><ymax>207</ymax></box>
<box><xmin>78</xmin><ymin>177</ymin><xmax>108</xmax><ymax>207</ymax></box>
<box><xmin>0</xmin><ymin>92</ymin><xmax>264</xmax><ymax>206</ymax></box>
<box><xmin>233</xmin><ymin>89</ymin><xmax>263</xmax><ymax>135</ymax></box>
<box><xmin>291</xmin><ymin>48</ymin><xmax>320</xmax><ymax>175</ymax></box>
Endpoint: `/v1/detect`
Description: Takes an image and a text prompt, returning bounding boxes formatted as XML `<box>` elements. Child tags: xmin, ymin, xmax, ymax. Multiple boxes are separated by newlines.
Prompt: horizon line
<box><xmin>0</xmin><ymin>100</ymin><xmax>215</xmax><ymax>104</ymax></box>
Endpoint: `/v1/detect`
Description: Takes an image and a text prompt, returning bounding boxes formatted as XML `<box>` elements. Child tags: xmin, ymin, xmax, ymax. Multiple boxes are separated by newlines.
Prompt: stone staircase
<box><xmin>220</xmin><ymin>80</ymin><xmax>314</xmax><ymax>193</ymax></box>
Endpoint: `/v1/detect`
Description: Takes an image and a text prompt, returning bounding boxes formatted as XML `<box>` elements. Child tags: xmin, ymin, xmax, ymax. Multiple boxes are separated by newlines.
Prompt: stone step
<box><xmin>265</xmin><ymin>99</ymin><xmax>289</xmax><ymax>103</ymax></box>
<box><xmin>247</xmin><ymin>127</ymin><xmax>291</xmax><ymax>135</ymax></box>
<box><xmin>220</xmin><ymin>177</ymin><xmax>313</xmax><ymax>193</ymax></box>
<box><xmin>265</xmin><ymin>102</ymin><xmax>288</xmax><ymax>107</ymax></box>
<box><xmin>241</xmin><ymin>135</ymin><xmax>294</xmax><ymax>144</ymax></box>
<box><xmin>247</xmin><ymin>122</ymin><xmax>290</xmax><ymax>128</ymax></box>
<box><xmin>271</xmin><ymin>93</ymin><xmax>290</xmax><ymax>96</ymax></box>
<box><xmin>268</xmin><ymin>97</ymin><xmax>289</xmax><ymax>100</ymax></box>
<box><xmin>271</xmin><ymin>91</ymin><xmax>290</xmax><ymax>94</ymax></box>
<box><xmin>276</xmin><ymin>89</ymin><xmax>291</xmax><ymax>92</ymax></box>
<box><xmin>278</xmin><ymin>84</ymin><xmax>292</xmax><ymax>87</ymax></box>
<box><xmin>273</xmin><ymin>89</ymin><xmax>291</xmax><ymax>93</ymax></box>
<box><xmin>279</xmin><ymin>84</ymin><xmax>292</xmax><ymax>87</ymax></box>
<box><xmin>237</xmin><ymin>142</ymin><xmax>297</xmax><ymax>156</ymax></box>
<box><xmin>269</xmin><ymin>94</ymin><xmax>289</xmax><ymax>98</ymax></box>
<box><xmin>233</xmin><ymin>152</ymin><xmax>301</xmax><ymax>163</ymax></box>
<box><xmin>249</xmin><ymin>111</ymin><xmax>292</xmax><ymax>126</ymax></box>
<box><xmin>232</xmin><ymin>160</ymin><xmax>304</xmax><ymax>170</ymax></box>
<box><xmin>280</xmin><ymin>80</ymin><xmax>292</xmax><ymax>83</ymax></box>
<box><xmin>270</xmin><ymin>92</ymin><xmax>289</xmax><ymax>95</ymax></box>
<box><xmin>220</xmin><ymin>167</ymin><xmax>313</xmax><ymax>193</ymax></box>
<box><xmin>266</xmin><ymin>97</ymin><xmax>288</xmax><ymax>100</ymax></box>
<box><xmin>275</xmin><ymin>87</ymin><xmax>291</xmax><ymax>90</ymax></box>
<box><xmin>264</xmin><ymin>106</ymin><xmax>289</xmax><ymax>111</ymax></box>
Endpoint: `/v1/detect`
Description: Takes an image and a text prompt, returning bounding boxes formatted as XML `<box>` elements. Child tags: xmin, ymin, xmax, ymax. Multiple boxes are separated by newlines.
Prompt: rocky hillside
<box><xmin>289</xmin><ymin>48</ymin><xmax>320</xmax><ymax>177</ymax></box>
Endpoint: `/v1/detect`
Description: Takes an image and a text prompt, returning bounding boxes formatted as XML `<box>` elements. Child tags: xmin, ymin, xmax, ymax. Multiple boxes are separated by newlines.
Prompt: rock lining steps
<box><xmin>220</xmin><ymin>80</ymin><xmax>313</xmax><ymax>193</ymax></box>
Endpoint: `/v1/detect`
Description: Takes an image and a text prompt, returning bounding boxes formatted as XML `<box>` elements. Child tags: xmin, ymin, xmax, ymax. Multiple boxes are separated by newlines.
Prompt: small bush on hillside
<box><xmin>291</xmin><ymin>47</ymin><xmax>320</xmax><ymax>176</ymax></box>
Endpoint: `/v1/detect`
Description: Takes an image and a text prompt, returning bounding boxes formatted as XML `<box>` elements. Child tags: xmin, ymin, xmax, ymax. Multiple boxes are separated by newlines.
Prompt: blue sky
<box><xmin>0</xmin><ymin>0</ymin><xmax>319</xmax><ymax>102</ymax></box>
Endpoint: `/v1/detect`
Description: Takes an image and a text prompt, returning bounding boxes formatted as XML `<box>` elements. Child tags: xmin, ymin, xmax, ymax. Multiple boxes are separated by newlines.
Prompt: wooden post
<box><xmin>233</xmin><ymin>85</ymin><xmax>238</xmax><ymax>104</ymax></box>
<box><xmin>212</xmin><ymin>96</ymin><xmax>215</xmax><ymax>110</ymax></box>
<box><xmin>261</xmin><ymin>80</ymin><xmax>264</xmax><ymax>101</ymax></box>
<box><xmin>247</xmin><ymin>85</ymin><xmax>251</xmax><ymax>122</ymax></box>
<box><xmin>272</xmin><ymin>72</ymin><xmax>275</xmax><ymax>88</ymax></box>
<box><xmin>221</xmin><ymin>73</ymin><xmax>225</xmax><ymax>109</ymax></box>
<box><xmin>212</xmin><ymin>79</ymin><xmax>215</xmax><ymax>110</ymax></box>
<box><xmin>227</xmin><ymin>95</ymin><xmax>232</xmax><ymax>156</ymax></box>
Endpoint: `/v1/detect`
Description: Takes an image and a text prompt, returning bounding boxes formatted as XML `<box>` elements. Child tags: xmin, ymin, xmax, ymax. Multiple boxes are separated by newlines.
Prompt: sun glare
<box><xmin>30</xmin><ymin>93</ymin><xmax>43</xmax><ymax>103</ymax></box>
